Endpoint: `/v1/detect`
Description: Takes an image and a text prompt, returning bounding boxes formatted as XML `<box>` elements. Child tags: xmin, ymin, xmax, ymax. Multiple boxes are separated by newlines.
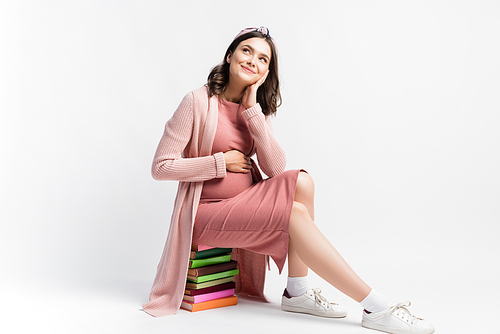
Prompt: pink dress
<box><xmin>192</xmin><ymin>99</ymin><xmax>301</xmax><ymax>273</ymax></box>
<box><xmin>144</xmin><ymin>87</ymin><xmax>290</xmax><ymax>317</ymax></box>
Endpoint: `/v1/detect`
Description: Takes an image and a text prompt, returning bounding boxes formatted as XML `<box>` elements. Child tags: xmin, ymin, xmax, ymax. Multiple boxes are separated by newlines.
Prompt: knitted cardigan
<box><xmin>143</xmin><ymin>86</ymin><xmax>287</xmax><ymax>317</ymax></box>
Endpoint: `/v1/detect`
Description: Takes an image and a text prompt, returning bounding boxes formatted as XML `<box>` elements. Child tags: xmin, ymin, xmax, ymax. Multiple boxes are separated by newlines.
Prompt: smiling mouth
<box><xmin>241</xmin><ymin>66</ymin><xmax>255</xmax><ymax>74</ymax></box>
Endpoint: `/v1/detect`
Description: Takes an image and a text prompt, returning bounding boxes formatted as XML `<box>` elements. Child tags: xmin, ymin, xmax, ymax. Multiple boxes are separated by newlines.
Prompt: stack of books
<box><xmin>181</xmin><ymin>244</ymin><xmax>239</xmax><ymax>312</ymax></box>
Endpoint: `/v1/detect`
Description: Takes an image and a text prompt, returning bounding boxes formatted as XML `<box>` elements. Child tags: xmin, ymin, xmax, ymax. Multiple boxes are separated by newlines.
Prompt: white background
<box><xmin>1</xmin><ymin>1</ymin><xmax>499</xmax><ymax>333</ymax></box>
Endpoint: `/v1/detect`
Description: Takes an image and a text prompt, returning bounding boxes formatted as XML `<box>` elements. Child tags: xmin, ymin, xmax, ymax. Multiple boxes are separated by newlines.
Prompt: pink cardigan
<box><xmin>143</xmin><ymin>86</ymin><xmax>287</xmax><ymax>317</ymax></box>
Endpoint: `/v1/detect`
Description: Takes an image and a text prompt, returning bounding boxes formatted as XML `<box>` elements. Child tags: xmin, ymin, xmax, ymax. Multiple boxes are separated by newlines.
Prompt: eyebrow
<box><xmin>241</xmin><ymin>44</ymin><xmax>270</xmax><ymax>61</ymax></box>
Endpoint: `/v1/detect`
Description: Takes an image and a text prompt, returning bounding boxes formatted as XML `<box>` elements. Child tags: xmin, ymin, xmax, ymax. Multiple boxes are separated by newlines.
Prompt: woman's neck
<box><xmin>221</xmin><ymin>81</ymin><xmax>245</xmax><ymax>103</ymax></box>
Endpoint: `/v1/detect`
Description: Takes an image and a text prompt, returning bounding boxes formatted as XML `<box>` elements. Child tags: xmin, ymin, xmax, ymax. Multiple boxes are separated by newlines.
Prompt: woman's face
<box><xmin>226</xmin><ymin>37</ymin><xmax>271</xmax><ymax>87</ymax></box>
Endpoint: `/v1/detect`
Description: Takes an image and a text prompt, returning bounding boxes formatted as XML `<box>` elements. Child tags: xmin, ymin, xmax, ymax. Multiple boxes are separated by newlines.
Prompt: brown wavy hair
<box><xmin>207</xmin><ymin>31</ymin><xmax>281</xmax><ymax>116</ymax></box>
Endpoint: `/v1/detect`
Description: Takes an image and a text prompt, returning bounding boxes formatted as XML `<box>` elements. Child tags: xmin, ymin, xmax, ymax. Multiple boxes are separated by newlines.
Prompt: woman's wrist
<box><xmin>214</xmin><ymin>152</ymin><xmax>227</xmax><ymax>178</ymax></box>
<box><xmin>242</xmin><ymin>103</ymin><xmax>262</xmax><ymax>119</ymax></box>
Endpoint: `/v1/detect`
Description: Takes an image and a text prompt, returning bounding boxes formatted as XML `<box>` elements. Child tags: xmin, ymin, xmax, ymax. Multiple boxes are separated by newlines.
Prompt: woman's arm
<box><xmin>242</xmin><ymin>104</ymin><xmax>286</xmax><ymax>177</ymax></box>
<box><xmin>239</xmin><ymin>70</ymin><xmax>286</xmax><ymax>177</ymax></box>
<box><xmin>152</xmin><ymin>92</ymin><xmax>227</xmax><ymax>182</ymax></box>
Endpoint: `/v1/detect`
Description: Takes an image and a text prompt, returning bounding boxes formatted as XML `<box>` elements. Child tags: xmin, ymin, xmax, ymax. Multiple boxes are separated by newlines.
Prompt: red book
<box><xmin>191</xmin><ymin>244</ymin><xmax>214</xmax><ymax>251</ymax></box>
<box><xmin>187</xmin><ymin>260</ymin><xmax>238</xmax><ymax>277</ymax></box>
<box><xmin>184</xmin><ymin>282</ymin><xmax>236</xmax><ymax>296</ymax></box>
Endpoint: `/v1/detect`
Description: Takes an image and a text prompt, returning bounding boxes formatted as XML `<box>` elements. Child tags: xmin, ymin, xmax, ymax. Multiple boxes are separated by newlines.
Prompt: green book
<box><xmin>189</xmin><ymin>254</ymin><xmax>231</xmax><ymax>269</ymax></box>
<box><xmin>190</xmin><ymin>248</ymin><xmax>232</xmax><ymax>260</ymax></box>
<box><xmin>187</xmin><ymin>269</ymin><xmax>239</xmax><ymax>283</ymax></box>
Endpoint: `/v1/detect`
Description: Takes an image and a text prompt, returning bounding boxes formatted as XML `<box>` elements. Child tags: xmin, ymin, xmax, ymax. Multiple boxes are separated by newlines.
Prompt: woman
<box><xmin>144</xmin><ymin>27</ymin><xmax>434</xmax><ymax>334</ymax></box>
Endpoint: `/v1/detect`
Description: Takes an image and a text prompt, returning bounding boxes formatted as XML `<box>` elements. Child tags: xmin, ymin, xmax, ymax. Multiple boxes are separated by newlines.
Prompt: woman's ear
<box><xmin>226</xmin><ymin>51</ymin><xmax>232</xmax><ymax>64</ymax></box>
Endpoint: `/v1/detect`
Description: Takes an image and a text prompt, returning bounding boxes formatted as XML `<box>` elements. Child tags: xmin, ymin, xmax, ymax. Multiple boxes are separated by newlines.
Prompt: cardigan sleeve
<box><xmin>241</xmin><ymin>104</ymin><xmax>286</xmax><ymax>178</ymax></box>
<box><xmin>151</xmin><ymin>92</ymin><xmax>227</xmax><ymax>182</ymax></box>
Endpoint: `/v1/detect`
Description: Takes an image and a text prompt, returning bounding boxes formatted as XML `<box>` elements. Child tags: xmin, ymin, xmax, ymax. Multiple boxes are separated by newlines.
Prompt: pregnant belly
<box><xmin>200</xmin><ymin>172</ymin><xmax>254</xmax><ymax>201</ymax></box>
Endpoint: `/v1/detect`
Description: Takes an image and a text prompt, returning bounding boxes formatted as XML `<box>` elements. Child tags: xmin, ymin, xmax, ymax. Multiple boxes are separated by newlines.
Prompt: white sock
<box><xmin>286</xmin><ymin>276</ymin><xmax>309</xmax><ymax>297</ymax></box>
<box><xmin>360</xmin><ymin>289</ymin><xmax>392</xmax><ymax>313</ymax></box>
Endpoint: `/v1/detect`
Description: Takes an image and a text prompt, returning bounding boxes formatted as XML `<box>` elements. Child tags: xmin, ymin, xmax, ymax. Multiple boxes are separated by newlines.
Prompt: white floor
<box><xmin>3</xmin><ymin>240</ymin><xmax>497</xmax><ymax>334</ymax></box>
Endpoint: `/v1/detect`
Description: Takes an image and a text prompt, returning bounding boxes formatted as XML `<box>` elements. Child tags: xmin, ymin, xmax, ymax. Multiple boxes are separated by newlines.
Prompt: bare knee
<box><xmin>289</xmin><ymin>201</ymin><xmax>315</xmax><ymax>240</ymax></box>
<box><xmin>295</xmin><ymin>171</ymin><xmax>314</xmax><ymax>199</ymax></box>
<box><xmin>290</xmin><ymin>201</ymin><xmax>314</xmax><ymax>226</ymax></box>
<box><xmin>292</xmin><ymin>200</ymin><xmax>308</xmax><ymax>214</ymax></box>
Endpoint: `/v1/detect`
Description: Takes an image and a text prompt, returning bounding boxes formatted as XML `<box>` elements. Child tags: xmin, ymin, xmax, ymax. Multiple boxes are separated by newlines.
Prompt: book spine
<box><xmin>185</xmin><ymin>282</ymin><xmax>236</xmax><ymax>296</ymax></box>
<box><xmin>185</xmin><ymin>276</ymin><xmax>236</xmax><ymax>290</ymax></box>
<box><xmin>191</xmin><ymin>244</ymin><xmax>214</xmax><ymax>251</ymax></box>
<box><xmin>187</xmin><ymin>269</ymin><xmax>239</xmax><ymax>283</ymax></box>
<box><xmin>189</xmin><ymin>254</ymin><xmax>231</xmax><ymax>268</ymax></box>
<box><xmin>188</xmin><ymin>260</ymin><xmax>238</xmax><ymax>277</ymax></box>
<box><xmin>191</xmin><ymin>248</ymin><xmax>232</xmax><ymax>260</ymax></box>
<box><xmin>181</xmin><ymin>296</ymin><xmax>238</xmax><ymax>312</ymax></box>
<box><xmin>187</xmin><ymin>288</ymin><xmax>235</xmax><ymax>303</ymax></box>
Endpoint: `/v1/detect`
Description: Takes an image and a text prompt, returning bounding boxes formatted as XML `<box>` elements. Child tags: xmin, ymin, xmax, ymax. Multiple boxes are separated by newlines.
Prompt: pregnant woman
<box><xmin>143</xmin><ymin>26</ymin><xmax>434</xmax><ymax>334</ymax></box>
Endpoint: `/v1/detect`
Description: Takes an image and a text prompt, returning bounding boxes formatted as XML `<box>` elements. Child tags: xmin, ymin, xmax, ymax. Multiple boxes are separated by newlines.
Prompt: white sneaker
<box><xmin>281</xmin><ymin>288</ymin><xmax>348</xmax><ymax>318</ymax></box>
<box><xmin>362</xmin><ymin>301</ymin><xmax>435</xmax><ymax>334</ymax></box>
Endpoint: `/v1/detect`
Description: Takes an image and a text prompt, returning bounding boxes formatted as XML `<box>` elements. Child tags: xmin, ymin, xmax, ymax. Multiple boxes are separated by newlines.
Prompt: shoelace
<box><xmin>311</xmin><ymin>288</ymin><xmax>338</xmax><ymax>308</ymax></box>
<box><xmin>386</xmin><ymin>301</ymin><xmax>423</xmax><ymax>325</ymax></box>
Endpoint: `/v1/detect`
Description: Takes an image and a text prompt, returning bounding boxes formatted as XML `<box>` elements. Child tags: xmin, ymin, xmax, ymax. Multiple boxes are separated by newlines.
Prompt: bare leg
<box><xmin>288</xmin><ymin>236</ymin><xmax>308</xmax><ymax>277</ymax></box>
<box><xmin>288</xmin><ymin>172</ymin><xmax>371</xmax><ymax>302</ymax></box>
<box><xmin>288</xmin><ymin>172</ymin><xmax>313</xmax><ymax>277</ymax></box>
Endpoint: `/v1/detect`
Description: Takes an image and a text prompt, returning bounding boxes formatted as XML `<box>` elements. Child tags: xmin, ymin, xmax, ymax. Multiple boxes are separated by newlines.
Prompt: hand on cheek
<box><xmin>242</xmin><ymin>70</ymin><xmax>269</xmax><ymax>109</ymax></box>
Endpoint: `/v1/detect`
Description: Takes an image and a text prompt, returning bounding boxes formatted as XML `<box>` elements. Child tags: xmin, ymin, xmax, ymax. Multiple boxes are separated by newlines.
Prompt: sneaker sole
<box><xmin>362</xmin><ymin>320</ymin><xmax>435</xmax><ymax>334</ymax></box>
<box><xmin>281</xmin><ymin>304</ymin><xmax>347</xmax><ymax>318</ymax></box>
